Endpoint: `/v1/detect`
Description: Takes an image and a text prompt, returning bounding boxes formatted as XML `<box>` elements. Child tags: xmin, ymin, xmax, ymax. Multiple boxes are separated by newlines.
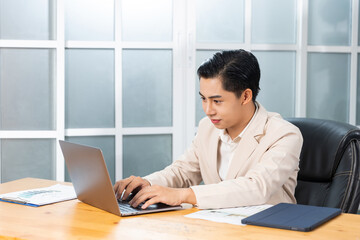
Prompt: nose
<box><xmin>203</xmin><ymin>101</ymin><xmax>215</xmax><ymax>116</ymax></box>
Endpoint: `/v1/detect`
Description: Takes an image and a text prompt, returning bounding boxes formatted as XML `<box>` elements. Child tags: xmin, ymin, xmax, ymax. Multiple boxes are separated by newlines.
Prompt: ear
<box><xmin>241</xmin><ymin>89</ymin><xmax>253</xmax><ymax>105</ymax></box>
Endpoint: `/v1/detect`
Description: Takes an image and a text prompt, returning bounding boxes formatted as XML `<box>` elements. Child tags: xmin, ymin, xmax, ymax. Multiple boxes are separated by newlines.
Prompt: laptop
<box><xmin>59</xmin><ymin>140</ymin><xmax>182</xmax><ymax>217</ymax></box>
<box><xmin>241</xmin><ymin>203</ymin><xmax>341</xmax><ymax>232</ymax></box>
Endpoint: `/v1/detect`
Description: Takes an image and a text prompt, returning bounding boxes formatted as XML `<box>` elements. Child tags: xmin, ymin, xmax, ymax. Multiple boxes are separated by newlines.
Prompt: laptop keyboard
<box><xmin>118</xmin><ymin>201</ymin><xmax>142</xmax><ymax>213</ymax></box>
<box><xmin>118</xmin><ymin>199</ymin><xmax>181</xmax><ymax>215</ymax></box>
<box><xmin>118</xmin><ymin>193</ymin><xmax>174</xmax><ymax>214</ymax></box>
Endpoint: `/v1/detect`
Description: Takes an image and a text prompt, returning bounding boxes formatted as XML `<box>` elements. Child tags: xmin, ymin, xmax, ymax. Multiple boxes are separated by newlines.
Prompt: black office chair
<box><xmin>287</xmin><ymin>118</ymin><xmax>360</xmax><ymax>213</ymax></box>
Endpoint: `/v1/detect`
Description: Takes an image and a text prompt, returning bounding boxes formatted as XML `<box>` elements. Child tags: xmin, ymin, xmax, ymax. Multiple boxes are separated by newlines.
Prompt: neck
<box><xmin>227</xmin><ymin>102</ymin><xmax>256</xmax><ymax>140</ymax></box>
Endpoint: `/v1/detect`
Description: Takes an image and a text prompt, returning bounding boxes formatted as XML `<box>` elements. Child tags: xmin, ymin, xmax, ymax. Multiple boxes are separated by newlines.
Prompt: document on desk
<box><xmin>0</xmin><ymin>184</ymin><xmax>76</xmax><ymax>207</ymax></box>
<box><xmin>185</xmin><ymin>205</ymin><xmax>273</xmax><ymax>226</ymax></box>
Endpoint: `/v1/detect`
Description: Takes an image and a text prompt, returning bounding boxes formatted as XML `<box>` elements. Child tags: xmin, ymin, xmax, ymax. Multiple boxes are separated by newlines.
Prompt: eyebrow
<box><xmin>199</xmin><ymin>92</ymin><xmax>222</xmax><ymax>99</ymax></box>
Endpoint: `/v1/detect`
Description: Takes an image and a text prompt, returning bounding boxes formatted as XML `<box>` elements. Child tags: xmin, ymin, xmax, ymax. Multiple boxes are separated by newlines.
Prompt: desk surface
<box><xmin>0</xmin><ymin>178</ymin><xmax>359</xmax><ymax>240</ymax></box>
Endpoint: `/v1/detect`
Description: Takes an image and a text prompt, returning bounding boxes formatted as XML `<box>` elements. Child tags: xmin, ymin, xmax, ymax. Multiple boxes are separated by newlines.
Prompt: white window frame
<box><xmin>0</xmin><ymin>0</ymin><xmax>359</xmax><ymax>183</ymax></box>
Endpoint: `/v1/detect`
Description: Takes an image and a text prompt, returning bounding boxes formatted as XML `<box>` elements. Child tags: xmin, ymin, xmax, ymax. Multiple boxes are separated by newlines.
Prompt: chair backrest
<box><xmin>287</xmin><ymin>118</ymin><xmax>360</xmax><ymax>213</ymax></box>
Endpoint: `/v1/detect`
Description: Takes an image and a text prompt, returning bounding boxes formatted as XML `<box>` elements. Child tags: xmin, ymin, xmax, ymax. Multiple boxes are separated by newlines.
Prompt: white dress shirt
<box><xmin>217</xmin><ymin>103</ymin><xmax>258</xmax><ymax>180</ymax></box>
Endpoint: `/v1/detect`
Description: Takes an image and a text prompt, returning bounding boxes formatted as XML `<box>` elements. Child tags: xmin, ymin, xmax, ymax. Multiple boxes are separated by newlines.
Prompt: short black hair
<box><xmin>197</xmin><ymin>49</ymin><xmax>260</xmax><ymax>100</ymax></box>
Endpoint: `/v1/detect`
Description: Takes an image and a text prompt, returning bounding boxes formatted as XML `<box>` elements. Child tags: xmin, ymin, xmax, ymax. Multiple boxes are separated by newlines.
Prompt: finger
<box><xmin>130</xmin><ymin>188</ymin><xmax>156</xmax><ymax>208</ymax></box>
<box><xmin>129</xmin><ymin>187</ymin><xmax>148</xmax><ymax>207</ymax></box>
<box><xmin>113</xmin><ymin>181</ymin><xmax>124</xmax><ymax>198</ymax></box>
<box><xmin>115</xmin><ymin>176</ymin><xmax>135</xmax><ymax>199</ymax></box>
<box><xmin>141</xmin><ymin>197</ymin><xmax>161</xmax><ymax>209</ymax></box>
<box><xmin>114</xmin><ymin>180</ymin><xmax>125</xmax><ymax>195</ymax></box>
<box><xmin>122</xmin><ymin>176</ymin><xmax>145</xmax><ymax>200</ymax></box>
<box><xmin>113</xmin><ymin>181</ymin><xmax>120</xmax><ymax>193</ymax></box>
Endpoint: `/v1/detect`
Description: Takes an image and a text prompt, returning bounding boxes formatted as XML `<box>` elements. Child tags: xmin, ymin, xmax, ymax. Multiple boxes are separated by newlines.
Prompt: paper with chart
<box><xmin>185</xmin><ymin>204</ymin><xmax>273</xmax><ymax>225</ymax></box>
<box><xmin>0</xmin><ymin>184</ymin><xmax>76</xmax><ymax>206</ymax></box>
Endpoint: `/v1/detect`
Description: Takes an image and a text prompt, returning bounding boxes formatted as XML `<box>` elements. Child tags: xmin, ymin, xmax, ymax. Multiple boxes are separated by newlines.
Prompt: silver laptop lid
<box><xmin>59</xmin><ymin>140</ymin><xmax>121</xmax><ymax>216</ymax></box>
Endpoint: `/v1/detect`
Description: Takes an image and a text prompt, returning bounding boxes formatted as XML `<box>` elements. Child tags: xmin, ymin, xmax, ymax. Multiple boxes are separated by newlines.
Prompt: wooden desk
<box><xmin>0</xmin><ymin>178</ymin><xmax>359</xmax><ymax>240</ymax></box>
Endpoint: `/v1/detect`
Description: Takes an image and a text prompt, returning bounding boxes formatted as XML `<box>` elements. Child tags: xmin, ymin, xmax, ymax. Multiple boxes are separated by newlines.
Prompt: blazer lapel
<box><xmin>225</xmin><ymin>103</ymin><xmax>268</xmax><ymax>180</ymax></box>
<box><xmin>209</xmin><ymin>130</ymin><xmax>222</xmax><ymax>182</ymax></box>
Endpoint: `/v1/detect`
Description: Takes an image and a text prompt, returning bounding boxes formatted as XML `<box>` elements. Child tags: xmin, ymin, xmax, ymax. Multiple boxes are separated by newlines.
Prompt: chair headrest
<box><xmin>287</xmin><ymin>118</ymin><xmax>360</xmax><ymax>181</ymax></box>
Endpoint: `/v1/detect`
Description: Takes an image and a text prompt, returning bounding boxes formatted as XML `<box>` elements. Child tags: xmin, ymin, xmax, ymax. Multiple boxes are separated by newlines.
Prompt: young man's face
<box><xmin>199</xmin><ymin>77</ymin><xmax>253</xmax><ymax>137</ymax></box>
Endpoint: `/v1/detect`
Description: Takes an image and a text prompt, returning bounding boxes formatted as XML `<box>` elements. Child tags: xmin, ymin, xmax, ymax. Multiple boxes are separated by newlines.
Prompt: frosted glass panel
<box><xmin>307</xmin><ymin>53</ymin><xmax>350</xmax><ymax>122</ymax></box>
<box><xmin>0</xmin><ymin>0</ymin><xmax>55</xmax><ymax>40</ymax></box>
<box><xmin>65</xmin><ymin>49</ymin><xmax>115</xmax><ymax>128</ymax></box>
<box><xmin>123</xmin><ymin>135</ymin><xmax>172</xmax><ymax>178</ymax></box>
<box><xmin>122</xmin><ymin>50</ymin><xmax>172</xmax><ymax>127</ymax></box>
<box><xmin>195</xmin><ymin>50</ymin><xmax>218</xmax><ymax>125</ymax></box>
<box><xmin>253</xmin><ymin>51</ymin><xmax>296</xmax><ymax>117</ymax></box>
<box><xmin>1</xmin><ymin>139</ymin><xmax>55</xmax><ymax>183</ymax></box>
<box><xmin>65</xmin><ymin>0</ymin><xmax>114</xmax><ymax>41</ymax></box>
<box><xmin>252</xmin><ymin>0</ymin><xmax>296</xmax><ymax>44</ymax></box>
<box><xmin>196</xmin><ymin>0</ymin><xmax>244</xmax><ymax>43</ymax></box>
<box><xmin>308</xmin><ymin>0</ymin><xmax>351</xmax><ymax>46</ymax></box>
<box><xmin>65</xmin><ymin>136</ymin><xmax>115</xmax><ymax>184</ymax></box>
<box><xmin>356</xmin><ymin>54</ymin><xmax>360</xmax><ymax>124</ymax></box>
<box><xmin>0</xmin><ymin>49</ymin><xmax>55</xmax><ymax>130</ymax></box>
<box><xmin>121</xmin><ymin>0</ymin><xmax>172</xmax><ymax>41</ymax></box>
<box><xmin>359</xmin><ymin>3</ymin><xmax>360</xmax><ymax>45</ymax></box>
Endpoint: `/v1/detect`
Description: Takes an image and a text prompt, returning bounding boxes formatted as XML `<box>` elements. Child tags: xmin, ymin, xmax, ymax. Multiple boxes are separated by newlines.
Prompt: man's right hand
<box><xmin>113</xmin><ymin>176</ymin><xmax>151</xmax><ymax>201</ymax></box>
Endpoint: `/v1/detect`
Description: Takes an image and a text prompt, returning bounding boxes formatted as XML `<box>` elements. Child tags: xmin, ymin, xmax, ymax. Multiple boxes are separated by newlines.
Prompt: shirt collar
<box><xmin>219</xmin><ymin>102</ymin><xmax>259</xmax><ymax>143</ymax></box>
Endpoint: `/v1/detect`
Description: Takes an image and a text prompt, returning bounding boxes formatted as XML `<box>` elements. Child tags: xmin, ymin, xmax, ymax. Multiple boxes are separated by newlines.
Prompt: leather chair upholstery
<box><xmin>287</xmin><ymin>118</ymin><xmax>360</xmax><ymax>213</ymax></box>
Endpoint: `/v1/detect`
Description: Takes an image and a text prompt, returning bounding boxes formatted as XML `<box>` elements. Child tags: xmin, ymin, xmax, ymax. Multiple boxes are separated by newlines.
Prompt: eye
<box><xmin>214</xmin><ymin>99</ymin><xmax>222</xmax><ymax>104</ymax></box>
<box><xmin>200</xmin><ymin>96</ymin><xmax>206</xmax><ymax>101</ymax></box>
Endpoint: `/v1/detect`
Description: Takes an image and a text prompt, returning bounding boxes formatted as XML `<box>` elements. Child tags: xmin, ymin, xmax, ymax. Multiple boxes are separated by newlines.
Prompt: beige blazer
<box><xmin>144</xmin><ymin>103</ymin><xmax>303</xmax><ymax>209</ymax></box>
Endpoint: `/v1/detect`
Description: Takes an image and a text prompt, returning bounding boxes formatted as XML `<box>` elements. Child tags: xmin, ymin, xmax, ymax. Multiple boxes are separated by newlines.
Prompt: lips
<box><xmin>211</xmin><ymin>119</ymin><xmax>221</xmax><ymax>124</ymax></box>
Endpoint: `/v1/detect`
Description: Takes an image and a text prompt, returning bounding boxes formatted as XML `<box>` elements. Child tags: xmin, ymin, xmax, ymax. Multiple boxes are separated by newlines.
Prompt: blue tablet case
<box><xmin>241</xmin><ymin>203</ymin><xmax>341</xmax><ymax>232</ymax></box>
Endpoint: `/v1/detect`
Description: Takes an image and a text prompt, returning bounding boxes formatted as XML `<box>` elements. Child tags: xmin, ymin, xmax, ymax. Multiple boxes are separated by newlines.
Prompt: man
<box><xmin>114</xmin><ymin>49</ymin><xmax>303</xmax><ymax>210</ymax></box>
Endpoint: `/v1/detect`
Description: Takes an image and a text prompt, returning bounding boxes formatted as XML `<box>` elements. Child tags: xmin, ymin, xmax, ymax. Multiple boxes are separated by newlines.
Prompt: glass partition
<box><xmin>65</xmin><ymin>0</ymin><xmax>114</xmax><ymax>41</ymax></box>
<box><xmin>65</xmin><ymin>49</ymin><xmax>115</xmax><ymax>128</ymax></box>
<box><xmin>0</xmin><ymin>49</ymin><xmax>55</xmax><ymax>130</ymax></box>
<box><xmin>252</xmin><ymin>0</ymin><xmax>297</xmax><ymax>44</ymax></box>
<box><xmin>123</xmin><ymin>134</ymin><xmax>172</xmax><ymax>178</ymax></box>
<box><xmin>196</xmin><ymin>0</ymin><xmax>244</xmax><ymax>43</ymax></box>
<box><xmin>122</xmin><ymin>50</ymin><xmax>172</xmax><ymax>127</ymax></box>
<box><xmin>253</xmin><ymin>51</ymin><xmax>296</xmax><ymax>117</ymax></box>
<box><xmin>308</xmin><ymin>0</ymin><xmax>351</xmax><ymax>46</ymax></box>
<box><xmin>307</xmin><ymin>53</ymin><xmax>350</xmax><ymax>122</ymax></box>
<box><xmin>1</xmin><ymin>139</ymin><xmax>55</xmax><ymax>183</ymax></box>
<box><xmin>0</xmin><ymin>0</ymin><xmax>55</xmax><ymax>40</ymax></box>
<box><xmin>121</xmin><ymin>0</ymin><xmax>172</xmax><ymax>42</ymax></box>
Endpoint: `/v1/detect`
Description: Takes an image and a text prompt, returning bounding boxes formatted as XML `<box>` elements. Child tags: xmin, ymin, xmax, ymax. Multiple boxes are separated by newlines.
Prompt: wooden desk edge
<box><xmin>0</xmin><ymin>178</ymin><xmax>359</xmax><ymax>240</ymax></box>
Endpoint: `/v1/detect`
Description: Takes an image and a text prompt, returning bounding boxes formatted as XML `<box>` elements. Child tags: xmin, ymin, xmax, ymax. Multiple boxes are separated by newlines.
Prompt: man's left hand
<box><xmin>129</xmin><ymin>185</ymin><xmax>196</xmax><ymax>209</ymax></box>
